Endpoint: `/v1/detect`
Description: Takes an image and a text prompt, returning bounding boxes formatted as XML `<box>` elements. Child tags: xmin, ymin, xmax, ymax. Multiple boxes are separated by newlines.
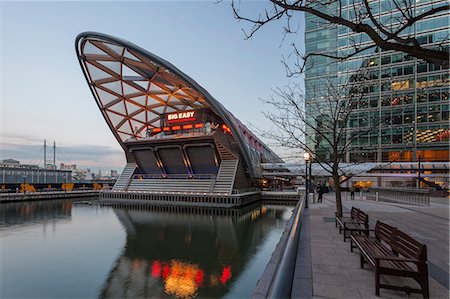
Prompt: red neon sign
<box><xmin>167</xmin><ymin>111</ymin><xmax>196</xmax><ymax>123</ymax></box>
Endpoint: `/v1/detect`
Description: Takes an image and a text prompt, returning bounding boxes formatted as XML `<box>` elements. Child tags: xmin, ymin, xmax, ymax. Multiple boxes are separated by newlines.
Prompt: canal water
<box><xmin>0</xmin><ymin>199</ymin><xmax>294</xmax><ymax>298</ymax></box>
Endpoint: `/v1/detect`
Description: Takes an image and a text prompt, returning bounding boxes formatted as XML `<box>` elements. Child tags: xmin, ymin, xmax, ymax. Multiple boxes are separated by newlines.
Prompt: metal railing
<box><xmin>253</xmin><ymin>197</ymin><xmax>306</xmax><ymax>297</ymax></box>
<box><xmin>231</xmin><ymin>187</ymin><xmax>260</xmax><ymax>195</ymax></box>
<box><xmin>367</xmin><ymin>187</ymin><xmax>430</xmax><ymax>206</ymax></box>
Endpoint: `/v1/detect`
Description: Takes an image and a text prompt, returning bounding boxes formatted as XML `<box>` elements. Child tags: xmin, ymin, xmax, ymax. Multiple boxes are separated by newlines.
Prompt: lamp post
<box><xmin>304</xmin><ymin>152</ymin><xmax>311</xmax><ymax>208</ymax></box>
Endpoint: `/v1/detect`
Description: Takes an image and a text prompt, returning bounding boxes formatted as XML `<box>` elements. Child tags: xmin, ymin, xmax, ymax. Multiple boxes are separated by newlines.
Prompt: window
<box><xmin>429</xmin><ymin>91</ymin><xmax>440</xmax><ymax>102</ymax></box>
<box><xmin>403</xmin><ymin>65</ymin><xmax>414</xmax><ymax>75</ymax></box>
<box><xmin>417</xmin><ymin>91</ymin><xmax>428</xmax><ymax>103</ymax></box>
<box><xmin>381</xmin><ymin>56</ymin><xmax>391</xmax><ymax>65</ymax></box>
<box><xmin>417</xmin><ymin>107</ymin><xmax>428</xmax><ymax>123</ymax></box>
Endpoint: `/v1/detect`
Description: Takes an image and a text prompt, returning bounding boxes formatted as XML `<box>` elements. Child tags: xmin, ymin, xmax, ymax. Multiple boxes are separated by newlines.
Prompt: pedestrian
<box><xmin>318</xmin><ymin>184</ymin><xmax>324</xmax><ymax>203</ymax></box>
<box><xmin>350</xmin><ymin>185</ymin><xmax>355</xmax><ymax>200</ymax></box>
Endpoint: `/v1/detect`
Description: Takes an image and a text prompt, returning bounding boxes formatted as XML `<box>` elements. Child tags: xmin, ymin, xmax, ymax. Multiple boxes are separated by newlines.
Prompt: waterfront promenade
<box><xmin>293</xmin><ymin>192</ymin><xmax>449</xmax><ymax>298</ymax></box>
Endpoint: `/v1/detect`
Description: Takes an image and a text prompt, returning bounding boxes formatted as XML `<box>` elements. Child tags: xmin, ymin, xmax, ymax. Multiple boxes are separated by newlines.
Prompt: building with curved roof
<box><xmin>76</xmin><ymin>32</ymin><xmax>282</xmax><ymax>195</ymax></box>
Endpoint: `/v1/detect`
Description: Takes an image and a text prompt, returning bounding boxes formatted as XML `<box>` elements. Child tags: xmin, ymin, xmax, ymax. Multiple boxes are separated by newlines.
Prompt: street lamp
<box><xmin>304</xmin><ymin>152</ymin><xmax>311</xmax><ymax>208</ymax></box>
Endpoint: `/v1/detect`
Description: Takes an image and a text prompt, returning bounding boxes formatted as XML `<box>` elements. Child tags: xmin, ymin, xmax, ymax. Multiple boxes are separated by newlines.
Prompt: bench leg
<box><xmin>360</xmin><ymin>254</ymin><xmax>364</xmax><ymax>268</ymax></box>
<box><xmin>375</xmin><ymin>260</ymin><xmax>380</xmax><ymax>296</ymax></box>
<box><xmin>350</xmin><ymin>239</ymin><xmax>354</xmax><ymax>252</ymax></box>
<box><xmin>421</xmin><ymin>266</ymin><xmax>430</xmax><ymax>299</ymax></box>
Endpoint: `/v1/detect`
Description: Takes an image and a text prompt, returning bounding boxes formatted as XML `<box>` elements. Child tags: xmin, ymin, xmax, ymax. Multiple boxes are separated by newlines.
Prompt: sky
<box><xmin>0</xmin><ymin>0</ymin><xmax>304</xmax><ymax>171</ymax></box>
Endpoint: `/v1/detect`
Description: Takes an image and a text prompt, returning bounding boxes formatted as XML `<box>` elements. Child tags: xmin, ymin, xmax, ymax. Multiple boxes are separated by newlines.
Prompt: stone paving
<box><xmin>299</xmin><ymin>192</ymin><xmax>449</xmax><ymax>299</ymax></box>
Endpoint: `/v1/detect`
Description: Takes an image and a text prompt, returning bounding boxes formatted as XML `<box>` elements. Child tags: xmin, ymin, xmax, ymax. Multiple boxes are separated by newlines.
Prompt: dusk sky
<box><xmin>1</xmin><ymin>1</ymin><xmax>304</xmax><ymax>171</ymax></box>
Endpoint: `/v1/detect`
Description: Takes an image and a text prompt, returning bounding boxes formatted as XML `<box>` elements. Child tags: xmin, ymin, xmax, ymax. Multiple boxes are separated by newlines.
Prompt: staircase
<box><xmin>214</xmin><ymin>140</ymin><xmax>237</xmax><ymax>160</ymax></box>
<box><xmin>128</xmin><ymin>179</ymin><xmax>213</xmax><ymax>192</ymax></box>
<box><xmin>113</xmin><ymin>163</ymin><xmax>136</xmax><ymax>191</ymax></box>
<box><xmin>212</xmin><ymin>159</ymin><xmax>239</xmax><ymax>194</ymax></box>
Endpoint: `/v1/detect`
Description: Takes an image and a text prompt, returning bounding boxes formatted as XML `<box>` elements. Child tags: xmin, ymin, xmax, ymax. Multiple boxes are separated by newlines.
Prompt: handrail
<box><xmin>132</xmin><ymin>174</ymin><xmax>216</xmax><ymax>180</ymax></box>
<box><xmin>268</xmin><ymin>196</ymin><xmax>306</xmax><ymax>298</ymax></box>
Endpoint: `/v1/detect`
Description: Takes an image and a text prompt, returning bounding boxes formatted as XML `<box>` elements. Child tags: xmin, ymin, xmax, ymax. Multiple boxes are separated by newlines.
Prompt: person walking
<box><xmin>318</xmin><ymin>184</ymin><xmax>324</xmax><ymax>203</ymax></box>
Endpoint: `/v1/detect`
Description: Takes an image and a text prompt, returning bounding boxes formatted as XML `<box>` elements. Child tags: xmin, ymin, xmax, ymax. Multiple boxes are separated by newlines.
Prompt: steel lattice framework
<box><xmin>76</xmin><ymin>32</ymin><xmax>284</xmax><ymax>179</ymax></box>
<box><xmin>76</xmin><ymin>33</ymin><xmax>211</xmax><ymax>143</ymax></box>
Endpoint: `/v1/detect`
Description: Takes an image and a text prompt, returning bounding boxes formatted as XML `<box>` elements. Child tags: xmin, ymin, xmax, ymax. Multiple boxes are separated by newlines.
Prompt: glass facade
<box><xmin>305</xmin><ymin>0</ymin><xmax>449</xmax><ymax>162</ymax></box>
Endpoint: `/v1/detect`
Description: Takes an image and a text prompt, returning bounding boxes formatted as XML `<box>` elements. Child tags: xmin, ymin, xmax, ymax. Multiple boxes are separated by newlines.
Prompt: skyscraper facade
<box><xmin>305</xmin><ymin>0</ymin><xmax>449</xmax><ymax>163</ymax></box>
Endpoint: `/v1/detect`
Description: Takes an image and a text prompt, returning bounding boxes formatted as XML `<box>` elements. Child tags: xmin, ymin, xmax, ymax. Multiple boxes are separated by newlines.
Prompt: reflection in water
<box><xmin>101</xmin><ymin>203</ymin><xmax>292</xmax><ymax>298</ymax></box>
<box><xmin>0</xmin><ymin>200</ymin><xmax>293</xmax><ymax>298</ymax></box>
<box><xmin>0</xmin><ymin>199</ymin><xmax>72</xmax><ymax>228</ymax></box>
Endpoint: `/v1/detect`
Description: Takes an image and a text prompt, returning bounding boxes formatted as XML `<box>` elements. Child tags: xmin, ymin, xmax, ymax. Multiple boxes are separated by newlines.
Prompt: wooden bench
<box><xmin>335</xmin><ymin>207</ymin><xmax>369</xmax><ymax>242</ymax></box>
<box><xmin>350</xmin><ymin>221</ymin><xmax>429</xmax><ymax>298</ymax></box>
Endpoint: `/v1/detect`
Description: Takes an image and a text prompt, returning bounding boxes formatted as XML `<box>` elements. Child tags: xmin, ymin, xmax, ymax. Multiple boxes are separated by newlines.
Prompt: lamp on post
<box><xmin>304</xmin><ymin>152</ymin><xmax>311</xmax><ymax>208</ymax></box>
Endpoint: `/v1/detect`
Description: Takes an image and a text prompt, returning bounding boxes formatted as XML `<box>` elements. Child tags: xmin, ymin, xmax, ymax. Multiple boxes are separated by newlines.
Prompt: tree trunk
<box><xmin>333</xmin><ymin>172</ymin><xmax>343</xmax><ymax>217</ymax></box>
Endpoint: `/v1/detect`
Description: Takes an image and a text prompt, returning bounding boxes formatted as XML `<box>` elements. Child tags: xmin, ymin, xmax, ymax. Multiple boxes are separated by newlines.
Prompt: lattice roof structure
<box><xmin>76</xmin><ymin>32</ymin><xmax>283</xmax><ymax>179</ymax></box>
<box><xmin>76</xmin><ymin>33</ymin><xmax>213</xmax><ymax>143</ymax></box>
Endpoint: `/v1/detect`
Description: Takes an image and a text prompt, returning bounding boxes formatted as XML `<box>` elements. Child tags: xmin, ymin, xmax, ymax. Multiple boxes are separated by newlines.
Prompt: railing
<box><xmin>253</xmin><ymin>196</ymin><xmax>306</xmax><ymax>297</ymax></box>
<box><xmin>132</xmin><ymin>174</ymin><xmax>216</xmax><ymax>180</ymax></box>
<box><xmin>269</xmin><ymin>197</ymin><xmax>305</xmax><ymax>297</ymax></box>
<box><xmin>367</xmin><ymin>187</ymin><xmax>430</xmax><ymax>206</ymax></box>
<box><xmin>231</xmin><ymin>187</ymin><xmax>260</xmax><ymax>195</ymax></box>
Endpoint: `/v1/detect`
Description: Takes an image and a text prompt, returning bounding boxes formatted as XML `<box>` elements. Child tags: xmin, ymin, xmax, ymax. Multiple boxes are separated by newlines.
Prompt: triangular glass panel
<box><xmin>97</xmin><ymin>61</ymin><xmax>121</xmax><ymax>74</ymax></box>
<box><xmin>122</xmin><ymin>65</ymin><xmax>143</xmax><ymax>78</ymax></box>
<box><xmin>150</xmin><ymin>119</ymin><xmax>161</xmax><ymax>127</ymax></box>
<box><xmin>86</xmin><ymin>62</ymin><xmax>112</xmax><ymax>81</ymax></box>
<box><xmin>173</xmin><ymin>104</ymin><xmax>188</xmax><ymax>111</ymax></box>
<box><xmin>108</xmin><ymin>101</ymin><xmax>127</xmax><ymax>115</ymax></box>
<box><xmin>153</xmin><ymin>106</ymin><xmax>166</xmax><ymax>114</ymax></box>
<box><xmin>83</xmin><ymin>41</ymin><xmax>106</xmax><ymax>55</ymax></box>
<box><xmin>123</xmin><ymin>82</ymin><xmax>143</xmax><ymax>97</ymax></box>
<box><xmin>102</xmin><ymin>80</ymin><xmax>122</xmax><ymax>95</ymax></box>
<box><xmin>106</xmin><ymin>111</ymin><xmax>124</xmax><ymax>128</ymax></box>
<box><xmin>133</xmin><ymin>111</ymin><xmax>147</xmax><ymax>123</ymax></box>
<box><xmin>124</xmin><ymin>49</ymin><xmax>141</xmax><ymax>62</ymax></box>
<box><xmin>130</xmin><ymin>95</ymin><xmax>147</xmax><ymax>106</ymax></box>
<box><xmin>125</xmin><ymin>100</ymin><xmax>142</xmax><ymax>114</ymax></box>
<box><xmin>130</xmin><ymin>120</ymin><xmax>144</xmax><ymax>134</ymax></box>
<box><xmin>105</xmin><ymin>43</ymin><xmax>123</xmax><ymax>56</ymax></box>
<box><xmin>95</xmin><ymin>87</ymin><xmax>118</xmax><ymax>106</ymax></box>
<box><xmin>168</xmin><ymin>99</ymin><xmax>183</xmax><ymax>106</ymax></box>
<box><xmin>158</xmin><ymin>94</ymin><xmax>170</xmax><ymax>102</ymax></box>
<box><xmin>153</xmin><ymin>75</ymin><xmax>171</xmax><ymax>86</ymax></box>
<box><xmin>165</xmin><ymin>106</ymin><xmax>176</xmax><ymax>113</ymax></box>
<box><xmin>147</xmin><ymin>111</ymin><xmax>159</xmax><ymax>120</ymax></box>
<box><xmin>149</xmin><ymin>83</ymin><xmax>165</xmax><ymax>93</ymax></box>
<box><xmin>117</xmin><ymin>132</ymin><xmax>129</xmax><ymax>142</ymax></box>
<box><xmin>119</xmin><ymin>121</ymin><xmax>133</xmax><ymax>134</ymax></box>
<box><xmin>176</xmin><ymin>90</ymin><xmax>188</xmax><ymax>97</ymax></box>
<box><xmin>135</xmin><ymin>80</ymin><xmax>149</xmax><ymax>91</ymax></box>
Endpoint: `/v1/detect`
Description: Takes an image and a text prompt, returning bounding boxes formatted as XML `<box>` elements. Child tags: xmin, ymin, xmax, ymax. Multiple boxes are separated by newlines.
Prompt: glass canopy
<box><xmin>78</xmin><ymin>37</ymin><xmax>210</xmax><ymax>142</ymax></box>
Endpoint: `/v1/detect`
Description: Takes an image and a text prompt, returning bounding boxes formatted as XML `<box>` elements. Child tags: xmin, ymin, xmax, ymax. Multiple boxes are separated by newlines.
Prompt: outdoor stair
<box><xmin>127</xmin><ymin>178</ymin><xmax>213</xmax><ymax>193</ymax></box>
<box><xmin>214</xmin><ymin>140</ymin><xmax>237</xmax><ymax>160</ymax></box>
<box><xmin>211</xmin><ymin>159</ymin><xmax>239</xmax><ymax>194</ymax></box>
<box><xmin>113</xmin><ymin>163</ymin><xmax>136</xmax><ymax>191</ymax></box>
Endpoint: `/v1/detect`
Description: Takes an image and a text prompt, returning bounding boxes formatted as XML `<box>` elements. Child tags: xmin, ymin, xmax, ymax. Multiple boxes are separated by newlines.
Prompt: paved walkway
<box><xmin>299</xmin><ymin>192</ymin><xmax>449</xmax><ymax>298</ymax></box>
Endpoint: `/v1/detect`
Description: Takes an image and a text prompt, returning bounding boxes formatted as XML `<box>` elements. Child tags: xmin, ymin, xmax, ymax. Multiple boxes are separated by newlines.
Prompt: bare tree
<box><xmin>231</xmin><ymin>0</ymin><xmax>449</xmax><ymax>71</ymax></box>
<box><xmin>258</xmin><ymin>74</ymin><xmax>394</xmax><ymax>216</ymax></box>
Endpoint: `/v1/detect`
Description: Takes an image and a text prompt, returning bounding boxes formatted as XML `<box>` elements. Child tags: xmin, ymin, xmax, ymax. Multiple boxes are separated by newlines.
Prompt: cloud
<box><xmin>0</xmin><ymin>133</ymin><xmax>125</xmax><ymax>170</ymax></box>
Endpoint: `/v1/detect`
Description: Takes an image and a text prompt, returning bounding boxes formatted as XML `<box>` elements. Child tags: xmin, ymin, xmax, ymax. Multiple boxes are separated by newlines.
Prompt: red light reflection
<box><xmin>220</xmin><ymin>266</ymin><xmax>232</xmax><ymax>285</ymax></box>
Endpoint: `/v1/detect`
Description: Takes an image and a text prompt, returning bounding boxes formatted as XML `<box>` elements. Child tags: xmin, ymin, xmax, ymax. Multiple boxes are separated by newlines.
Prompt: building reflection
<box><xmin>0</xmin><ymin>199</ymin><xmax>72</xmax><ymax>227</ymax></box>
<box><xmin>100</xmin><ymin>203</ymin><xmax>292</xmax><ymax>298</ymax></box>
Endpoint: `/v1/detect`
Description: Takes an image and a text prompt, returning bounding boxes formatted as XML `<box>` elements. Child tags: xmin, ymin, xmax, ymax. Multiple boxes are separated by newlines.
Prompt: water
<box><xmin>0</xmin><ymin>199</ymin><xmax>294</xmax><ymax>298</ymax></box>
